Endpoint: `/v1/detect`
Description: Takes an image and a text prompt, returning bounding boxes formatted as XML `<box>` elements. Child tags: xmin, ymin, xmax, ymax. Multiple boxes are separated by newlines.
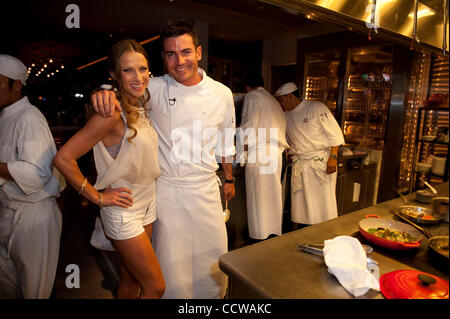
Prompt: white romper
<box><xmin>93</xmin><ymin>109</ymin><xmax>160</xmax><ymax>240</ymax></box>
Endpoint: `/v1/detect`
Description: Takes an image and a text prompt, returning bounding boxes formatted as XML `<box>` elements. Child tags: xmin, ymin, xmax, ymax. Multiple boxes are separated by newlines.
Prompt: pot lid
<box><xmin>380</xmin><ymin>270</ymin><xmax>449</xmax><ymax>299</ymax></box>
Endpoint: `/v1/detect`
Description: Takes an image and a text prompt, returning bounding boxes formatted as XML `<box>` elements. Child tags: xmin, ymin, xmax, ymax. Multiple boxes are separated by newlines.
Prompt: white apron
<box><xmin>147</xmin><ymin>70</ymin><xmax>235</xmax><ymax>299</ymax></box>
<box><xmin>153</xmin><ymin>174</ymin><xmax>227</xmax><ymax>299</ymax></box>
<box><xmin>290</xmin><ymin>149</ymin><xmax>338</xmax><ymax>224</ymax></box>
<box><xmin>245</xmin><ymin>145</ymin><xmax>284</xmax><ymax>239</ymax></box>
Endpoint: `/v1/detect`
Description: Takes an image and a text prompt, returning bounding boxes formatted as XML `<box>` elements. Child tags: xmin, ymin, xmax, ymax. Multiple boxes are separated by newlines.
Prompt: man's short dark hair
<box><xmin>160</xmin><ymin>18</ymin><xmax>199</xmax><ymax>48</ymax></box>
<box><xmin>291</xmin><ymin>90</ymin><xmax>300</xmax><ymax>98</ymax></box>
<box><xmin>243</xmin><ymin>72</ymin><xmax>264</xmax><ymax>88</ymax></box>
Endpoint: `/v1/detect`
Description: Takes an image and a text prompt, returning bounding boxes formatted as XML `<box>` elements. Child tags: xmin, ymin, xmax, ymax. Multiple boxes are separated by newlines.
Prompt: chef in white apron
<box><xmin>240</xmin><ymin>74</ymin><xmax>289</xmax><ymax>240</ymax></box>
<box><xmin>91</xmin><ymin>20</ymin><xmax>236</xmax><ymax>299</ymax></box>
<box><xmin>275</xmin><ymin>82</ymin><xmax>344</xmax><ymax>225</ymax></box>
<box><xmin>0</xmin><ymin>55</ymin><xmax>65</xmax><ymax>298</ymax></box>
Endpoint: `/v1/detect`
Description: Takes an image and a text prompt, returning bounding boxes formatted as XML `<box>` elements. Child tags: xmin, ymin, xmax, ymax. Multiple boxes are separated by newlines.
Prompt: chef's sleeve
<box><xmin>7</xmin><ymin>113</ymin><xmax>57</xmax><ymax>195</ymax></box>
<box><xmin>316</xmin><ymin>103</ymin><xmax>345</xmax><ymax>147</ymax></box>
<box><xmin>215</xmin><ymin>90</ymin><xmax>236</xmax><ymax>158</ymax></box>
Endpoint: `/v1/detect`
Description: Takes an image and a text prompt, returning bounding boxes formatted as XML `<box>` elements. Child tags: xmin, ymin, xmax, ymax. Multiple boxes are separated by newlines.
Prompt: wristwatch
<box><xmin>224</xmin><ymin>177</ymin><xmax>235</xmax><ymax>184</ymax></box>
<box><xmin>330</xmin><ymin>154</ymin><xmax>338</xmax><ymax>159</ymax></box>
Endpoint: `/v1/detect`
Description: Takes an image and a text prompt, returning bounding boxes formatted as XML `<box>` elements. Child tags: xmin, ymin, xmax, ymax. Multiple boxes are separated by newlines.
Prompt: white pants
<box><xmin>0</xmin><ymin>198</ymin><xmax>62</xmax><ymax>298</ymax></box>
<box><xmin>153</xmin><ymin>176</ymin><xmax>228</xmax><ymax>299</ymax></box>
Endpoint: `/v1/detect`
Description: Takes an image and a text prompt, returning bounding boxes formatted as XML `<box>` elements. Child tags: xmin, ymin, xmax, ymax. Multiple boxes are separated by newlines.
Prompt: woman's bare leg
<box><xmin>115</xmin><ymin>262</ymin><xmax>140</xmax><ymax>298</ymax></box>
<box><xmin>111</xmin><ymin>227</ymin><xmax>165</xmax><ymax>299</ymax></box>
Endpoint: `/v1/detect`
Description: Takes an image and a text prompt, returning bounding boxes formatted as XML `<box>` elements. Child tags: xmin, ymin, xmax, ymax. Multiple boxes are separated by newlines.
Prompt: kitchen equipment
<box><xmin>395</xmin><ymin>189</ymin><xmax>408</xmax><ymax>205</ymax></box>
<box><xmin>380</xmin><ymin>270</ymin><xmax>449</xmax><ymax>299</ymax></box>
<box><xmin>431</xmin><ymin>155</ymin><xmax>446</xmax><ymax>176</ymax></box>
<box><xmin>415</xmin><ymin>179</ymin><xmax>437</xmax><ymax>203</ymax></box>
<box><xmin>359</xmin><ymin>215</ymin><xmax>424</xmax><ymax>250</ymax></box>
<box><xmin>223</xmin><ymin>201</ymin><xmax>230</xmax><ymax>222</ymax></box>
<box><xmin>388</xmin><ymin>210</ymin><xmax>434</xmax><ymax>236</ymax></box>
<box><xmin>415</xmin><ymin>189</ymin><xmax>434</xmax><ymax>203</ymax></box>
<box><xmin>415</xmin><ymin>162</ymin><xmax>432</xmax><ymax>173</ymax></box>
<box><xmin>432</xmin><ymin>197</ymin><xmax>449</xmax><ymax>223</ymax></box>
<box><xmin>420</xmin><ymin>179</ymin><xmax>438</xmax><ymax>196</ymax></box>
<box><xmin>397</xmin><ymin>205</ymin><xmax>442</xmax><ymax>225</ymax></box>
<box><xmin>295</xmin><ymin>242</ymin><xmax>373</xmax><ymax>256</ymax></box>
<box><xmin>428</xmin><ymin>236</ymin><xmax>449</xmax><ymax>261</ymax></box>
<box><xmin>388</xmin><ymin>210</ymin><xmax>448</xmax><ymax>260</ymax></box>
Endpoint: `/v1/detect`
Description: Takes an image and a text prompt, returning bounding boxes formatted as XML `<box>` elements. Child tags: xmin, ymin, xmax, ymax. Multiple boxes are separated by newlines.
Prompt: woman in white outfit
<box><xmin>53</xmin><ymin>40</ymin><xmax>165</xmax><ymax>298</ymax></box>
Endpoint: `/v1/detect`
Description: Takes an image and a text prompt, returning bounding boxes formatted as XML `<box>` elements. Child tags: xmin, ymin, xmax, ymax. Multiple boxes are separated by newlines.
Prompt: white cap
<box><xmin>274</xmin><ymin>82</ymin><xmax>298</xmax><ymax>97</ymax></box>
<box><xmin>0</xmin><ymin>54</ymin><xmax>28</xmax><ymax>86</ymax></box>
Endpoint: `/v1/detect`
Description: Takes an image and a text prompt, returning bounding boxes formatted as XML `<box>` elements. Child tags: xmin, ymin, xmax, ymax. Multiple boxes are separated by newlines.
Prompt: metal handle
<box><xmin>388</xmin><ymin>210</ymin><xmax>432</xmax><ymax>239</ymax></box>
<box><xmin>395</xmin><ymin>189</ymin><xmax>408</xmax><ymax>205</ymax></box>
<box><xmin>420</xmin><ymin>179</ymin><xmax>438</xmax><ymax>196</ymax></box>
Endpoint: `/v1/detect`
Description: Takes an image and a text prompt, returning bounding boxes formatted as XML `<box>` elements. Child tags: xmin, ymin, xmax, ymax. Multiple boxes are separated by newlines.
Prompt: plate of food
<box><xmin>359</xmin><ymin>215</ymin><xmax>424</xmax><ymax>250</ymax></box>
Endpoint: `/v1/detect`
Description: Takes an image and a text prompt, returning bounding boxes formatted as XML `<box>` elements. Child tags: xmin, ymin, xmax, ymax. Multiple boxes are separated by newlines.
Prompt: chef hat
<box><xmin>274</xmin><ymin>82</ymin><xmax>298</xmax><ymax>97</ymax></box>
<box><xmin>0</xmin><ymin>54</ymin><xmax>28</xmax><ymax>86</ymax></box>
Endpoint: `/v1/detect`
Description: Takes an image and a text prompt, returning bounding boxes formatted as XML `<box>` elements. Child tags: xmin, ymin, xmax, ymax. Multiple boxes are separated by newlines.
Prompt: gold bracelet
<box><xmin>98</xmin><ymin>192</ymin><xmax>104</xmax><ymax>208</ymax></box>
<box><xmin>78</xmin><ymin>177</ymin><xmax>88</xmax><ymax>194</ymax></box>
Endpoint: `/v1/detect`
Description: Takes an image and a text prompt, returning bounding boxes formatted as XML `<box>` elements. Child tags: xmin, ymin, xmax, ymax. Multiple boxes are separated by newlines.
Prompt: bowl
<box><xmin>415</xmin><ymin>162</ymin><xmax>432</xmax><ymax>173</ymax></box>
<box><xmin>422</xmin><ymin>135</ymin><xmax>437</xmax><ymax>141</ymax></box>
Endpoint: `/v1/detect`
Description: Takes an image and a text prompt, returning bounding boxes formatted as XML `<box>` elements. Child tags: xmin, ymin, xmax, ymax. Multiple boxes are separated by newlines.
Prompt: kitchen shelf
<box><xmin>418</xmin><ymin>140</ymin><xmax>449</xmax><ymax>145</ymax></box>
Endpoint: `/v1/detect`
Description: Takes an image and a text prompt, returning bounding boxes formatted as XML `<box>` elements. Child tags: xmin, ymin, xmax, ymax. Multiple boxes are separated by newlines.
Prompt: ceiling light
<box><xmin>61</xmin><ymin>65</ymin><xmax>64</xmax><ymax>69</ymax></box>
<box><xmin>49</xmin><ymin>58</ymin><xmax>53</xmax><ymax>63</ymax></box>
<box><xmin>44</xmin><ymin>64</ymin><xmax>47</xmax><ymax>68</ymax></box>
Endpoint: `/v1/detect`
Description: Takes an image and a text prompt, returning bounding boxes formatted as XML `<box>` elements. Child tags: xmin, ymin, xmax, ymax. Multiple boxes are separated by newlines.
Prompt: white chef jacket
<box><xmin>285</xmin><ymin>100</ymin><xmax>344</xmax><ymax>224</ymax></box>
<box><xmin>0</xmin><ymin>97</ymin><xmax>65</xmax><ymax>298</ymax></box>
<box><xmin>240</xmin><ymin>87</ymin><xmax>288</xmax><ymax>239</ymax></box>
<box><xmin>147</xmin><ymin>69</ymin><xmax>236</xmax><ymax>298</ymax></box>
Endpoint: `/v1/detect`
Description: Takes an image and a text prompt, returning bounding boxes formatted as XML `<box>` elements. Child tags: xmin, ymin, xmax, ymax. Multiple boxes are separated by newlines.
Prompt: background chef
<box><xmin>239</xmin><ymin>72</ymin><xmax>289</xmax><ymax>240</ymax></box>
<box><xmin>274</xmin><ymin>82</ymin><xmax>344</xmax><ymax>226</ymax></box>
<box><xmin>0</xmin><ymin>54</ymin><xmax>65</xmax><ymax>298</ymax></box>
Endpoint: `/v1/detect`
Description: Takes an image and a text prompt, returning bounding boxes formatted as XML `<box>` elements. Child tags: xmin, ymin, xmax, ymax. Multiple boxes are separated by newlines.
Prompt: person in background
<box><xmin>274</xmin><ymin>82</ymin><xmax>344</xmax><ymax>226</ymax></box>
<box><xmin>53</xmin><ymin>40</ymin><xmax>165</xmax><ymax>299</ymax></box>
<box><xmin>239</xmin><ymin>73</ymin><xmax>289</xmax><ymax>240</ymax></box>
<box><xmin>0</xmin><ymin>54</ymin><xmax>65</xmax><ymax>298</ymax></box>
<box><xmin>90</xmin><ymin>19</ymin><xmax>236</xmax><ymax>299</ymax></box>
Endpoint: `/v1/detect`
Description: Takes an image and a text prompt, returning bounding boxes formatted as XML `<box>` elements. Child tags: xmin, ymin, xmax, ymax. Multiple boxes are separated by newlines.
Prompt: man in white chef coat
<box><xmin>274</xmin><ymin>82</ymin><xmax>344</xmax><ymax>225</ymax></box>
<box><xmin>0</xmin><ymin>54</ymin><xmax>65</xmax><ymax>298</ymax></box>
<box><xmin>91</xmin><ymin>19</ymin><xmax>236</xmax><ymax>299</ymax></box>
<box><xmin>239</xmin><ymin>73</ymin><xmax>289</xmax><ymax>240</ymax></box>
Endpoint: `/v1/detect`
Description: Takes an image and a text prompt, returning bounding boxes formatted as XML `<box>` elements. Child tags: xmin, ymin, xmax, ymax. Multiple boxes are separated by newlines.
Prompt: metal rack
<box><xmin>341</xmin><ymin>46</ymin><xmax>393</xmax><ymax>150</ymax></box>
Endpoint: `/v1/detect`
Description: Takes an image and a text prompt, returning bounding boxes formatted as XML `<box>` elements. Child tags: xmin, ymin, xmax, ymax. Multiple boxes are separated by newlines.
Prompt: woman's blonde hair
<box><xmin>108</xmin><ymin>39</ymin><xmax>150</xmax><ymax>142</ymax></box>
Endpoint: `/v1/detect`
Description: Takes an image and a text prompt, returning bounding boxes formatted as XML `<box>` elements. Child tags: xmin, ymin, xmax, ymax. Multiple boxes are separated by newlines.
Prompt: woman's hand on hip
<box><xmin>102</xmin><ymin>187</ymin><xmax>133</xmax><ymax>208</ymax></box>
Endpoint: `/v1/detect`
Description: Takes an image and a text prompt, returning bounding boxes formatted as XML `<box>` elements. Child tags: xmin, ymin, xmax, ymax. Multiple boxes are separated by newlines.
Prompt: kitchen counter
<box><xmin>219</xmin><ymin>183</ymin><xmax>449</xmax><ymax>299</ymax></box>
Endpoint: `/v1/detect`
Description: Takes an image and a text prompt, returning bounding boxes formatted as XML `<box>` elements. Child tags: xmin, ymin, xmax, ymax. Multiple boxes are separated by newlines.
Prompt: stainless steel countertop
<box><xmin>219</xmin><ymin>183</ymin><xmax>449</xmax><ymax>299</ymax></box>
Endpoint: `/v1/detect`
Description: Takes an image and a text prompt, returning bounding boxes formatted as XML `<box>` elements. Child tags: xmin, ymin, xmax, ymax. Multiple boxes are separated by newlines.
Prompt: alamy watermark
<box><xmin>170</xmin><ymin>121</ymin><xmax>281</xmax><ymax>174</ymax></box>
<box><xmin>65</xmin><ymin>264</ymin><xmax>80</xmax><ymax>288</ymax></box>
<box><xmin>65</xmin><ymin>4</ymin><xmax>80</xmax><ymax>29</ymax></box>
